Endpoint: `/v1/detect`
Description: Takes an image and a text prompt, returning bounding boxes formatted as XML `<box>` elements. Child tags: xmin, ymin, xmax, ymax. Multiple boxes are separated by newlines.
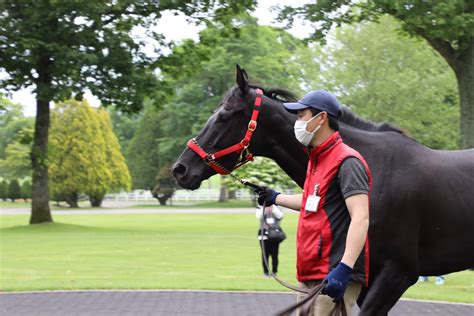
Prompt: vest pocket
<box><xmin>316</xmin><ymin>232</ymin><xmax>323</xmax><ymax>260</ymax></box>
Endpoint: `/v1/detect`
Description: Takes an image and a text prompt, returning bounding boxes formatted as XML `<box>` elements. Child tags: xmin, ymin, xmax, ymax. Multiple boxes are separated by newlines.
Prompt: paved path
<box><xmin>1</xmin><ymin>290</ymin><xmax>473</xmax><ymax>316</ymax></box>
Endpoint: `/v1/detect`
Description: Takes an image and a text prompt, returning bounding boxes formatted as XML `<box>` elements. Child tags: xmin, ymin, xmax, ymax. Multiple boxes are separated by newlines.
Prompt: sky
<box><xmin>6</xmin><ymin>0</ymin><xmax>311</xmax><ymax>117</ymax></box>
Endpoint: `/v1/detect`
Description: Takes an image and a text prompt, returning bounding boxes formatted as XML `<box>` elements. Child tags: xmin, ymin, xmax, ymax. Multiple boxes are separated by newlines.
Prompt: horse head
<box><xmin>172</xmin><ymin>65</ymin><xmax>306</xmax><ymax>190</ymax></box>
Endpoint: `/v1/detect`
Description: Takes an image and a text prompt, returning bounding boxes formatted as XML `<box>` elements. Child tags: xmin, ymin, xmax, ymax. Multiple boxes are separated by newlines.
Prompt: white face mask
<box><xmin>294</xmin><ymin>113</ymin><xmax>322</xmax><ymax>146</ymax></box>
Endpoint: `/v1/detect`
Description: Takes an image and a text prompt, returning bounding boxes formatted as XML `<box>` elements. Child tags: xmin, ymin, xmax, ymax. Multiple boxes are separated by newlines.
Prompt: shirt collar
<box><xmin>308</xmin><ymin>131</ymin><xmax>342</xmax><ymax>158</ymax></box>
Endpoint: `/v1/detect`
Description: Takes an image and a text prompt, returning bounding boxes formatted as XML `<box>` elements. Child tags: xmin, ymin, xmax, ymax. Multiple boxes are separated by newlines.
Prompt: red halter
<box><xmin>187</xmin><ymin>88</ymin><xmax>263</xmax><ymax>175</ymax></box>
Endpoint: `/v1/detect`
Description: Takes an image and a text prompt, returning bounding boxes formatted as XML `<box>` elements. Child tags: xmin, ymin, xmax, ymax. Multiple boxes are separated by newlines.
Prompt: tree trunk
<box><xmin>90</xmin><ymin>195</ymin><xmax>104</xmax><ymax>207</ymax></box>
<box><xmin>30</xmin><ymin>98</ymin><xmax>53</xmax><ymax>224</ymax></box>
<box><xmin>65</xmin><ymin>192</ymin><xmax>79</xmax><ymax>208</ymax></box>
<box><xmin>456</xmin><ymin>40</ymin><xmax>474</xmax><ymax>149</ymax></box>
<box><xmin>228</xmin><ymin>190</ymin><xmax>236</xmax><ymax>199</ymax></box>
<box><xmin>218</xmin><ymin>175</ymin><xmax>228</xmax><ymax>202</ymax></box>
<box><xmin>157</xmin><ymin>196</ymin><xmax>168</xmax><ymax>205</ymax></box>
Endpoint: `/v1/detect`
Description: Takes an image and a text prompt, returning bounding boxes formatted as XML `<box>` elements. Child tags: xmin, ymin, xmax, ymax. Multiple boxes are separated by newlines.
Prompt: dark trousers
<box><xmin>260</xmin><ymin>239</ymin><xmax>280</xmax><ymax>274</ymax></box>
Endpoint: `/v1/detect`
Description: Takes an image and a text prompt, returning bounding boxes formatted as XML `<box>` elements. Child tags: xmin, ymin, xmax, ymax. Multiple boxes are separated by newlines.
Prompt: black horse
<box><xmin>172</xmin><ymin>65</ymin><xmax>474</xmax><ymax>315</ymax></box>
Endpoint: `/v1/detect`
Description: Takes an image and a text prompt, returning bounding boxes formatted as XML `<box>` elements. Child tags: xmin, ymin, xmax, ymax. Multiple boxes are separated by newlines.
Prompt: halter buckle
<box><xmin>248</xmin><ymin>120</ymin><xmax>257</xmax><ymax>131</ymax></box>
<box><xmin>204</xmin><ymin>154</ymin><xmax>215</xmax><ymax>165</ymax></box>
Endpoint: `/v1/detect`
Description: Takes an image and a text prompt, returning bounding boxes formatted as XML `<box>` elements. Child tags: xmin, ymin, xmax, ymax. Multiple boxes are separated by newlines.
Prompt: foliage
<box><xmin>0</xmin><ymin>0</ymin><xmax>256</xmax><ymax>223</ymax></box>
<box><xmin>0</xmin><ymin>0</ymin><xmax>256</xmax><ymax>108</ymax></box>
<box><xmin>0</xmin><ymin>140</ymin><xmax>32</xmax><ymax>179</ymax></box>
<box><xmin>0</xmin><ymin>97</ymin><xmax>33</xmax><ymax>159</ymax></box>
<box><xmin>224</xmin><ymin>157</ymin><xmax>300</xmax><ymax>193</ymax></box>
<box><xmin>107</xmin><ymin>106</ymin><xmax>142</xmax><ymax>156</ymax></box>
<box><xmin>21</xmin><ymin>180</ymin><xmax>32</xmax><ymax>201</ymax></box>
<box><xmin>279</xmin><ymin>0</ymin><xmax>474</xmax><ymax>48</ymax></box>
<box><xmin>126</xmin><ymin>100</ymin><xmax>162</xmax><ymax>191</ymax></box>
<box><xmin>152</xmin><ymin>164</ymin><xmax>177</xmax><ymax>206</ymax></box>
<box><xmin>49</xmin><ymin>98</ymin><xmax>130</xmax><ymax>207</ymax></box>
<box><xmin>278</xmin><ymin>0</ymin><xmax>474</xmax><ymax>148</ymax></box>
<box><xmin>316</xmin><ymin>16</ymin><xmax>459</xmax><ymax>149</ymax></box>
<box><xmin>92</xmin><ymin>109</ymin><xmax>131</xmax><ymax>200</ymax></box>
<box><xmin>0</xmin><ymin>180</ymin><xmax>8</xmax><ymax>201</ymax></box>
<box><xmin>7</xmin><ymin>179</ymin><xmax>21</xmax><ymax>202</ymax></box>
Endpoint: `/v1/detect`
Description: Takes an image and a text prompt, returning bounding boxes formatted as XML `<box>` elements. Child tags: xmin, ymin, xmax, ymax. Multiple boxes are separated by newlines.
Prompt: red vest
<box><xmin>297</xmin><ymin>131</ymin><xmax>372</xmax><ymax>286</ymax></box>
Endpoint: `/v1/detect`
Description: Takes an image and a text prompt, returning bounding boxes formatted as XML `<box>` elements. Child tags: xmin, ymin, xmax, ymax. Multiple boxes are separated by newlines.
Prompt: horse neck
<box><xmin>248</xmin><ymin>97</ymin><xmax>308</xmax><ymax>187</ymax></box>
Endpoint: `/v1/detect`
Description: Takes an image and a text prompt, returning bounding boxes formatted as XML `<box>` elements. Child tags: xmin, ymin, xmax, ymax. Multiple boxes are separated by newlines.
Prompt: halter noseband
<box><xmin>187</xmin><ymin>88</ymin><xmax>263</xmax><ymax>175</ymax></box>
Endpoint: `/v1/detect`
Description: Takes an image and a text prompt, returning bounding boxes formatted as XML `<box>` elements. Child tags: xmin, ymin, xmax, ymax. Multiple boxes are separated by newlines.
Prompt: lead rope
<box><xmin>238</xmin><ymin>179</ymin><xmax>347</xmax><ymax>316</ymax></box>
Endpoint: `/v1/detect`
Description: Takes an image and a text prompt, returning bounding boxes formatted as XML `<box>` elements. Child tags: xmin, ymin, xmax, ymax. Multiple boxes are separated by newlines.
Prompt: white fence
<box><xmin>104</xmin><ymin>188</ymin><xmax>254</xmax><ymax>202</ymax></box>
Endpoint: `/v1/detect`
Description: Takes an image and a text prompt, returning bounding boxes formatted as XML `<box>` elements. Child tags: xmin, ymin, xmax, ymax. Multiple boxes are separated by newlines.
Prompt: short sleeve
<box><xmin>338</xmin><ymin>157</ymin><xmax>369</xmax><ymax>199</ymax></box>
<box><xmin>272</xmin><ymin>205</ymin><xmax>284</xmax><ymax>220</ymax></box>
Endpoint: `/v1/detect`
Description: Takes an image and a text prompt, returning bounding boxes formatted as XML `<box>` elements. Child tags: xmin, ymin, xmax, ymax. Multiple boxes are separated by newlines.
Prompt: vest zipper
<box><xmin>311</xmin><ymin>158</ymin><xmax>318</xmax><ymax>175</ymax></box>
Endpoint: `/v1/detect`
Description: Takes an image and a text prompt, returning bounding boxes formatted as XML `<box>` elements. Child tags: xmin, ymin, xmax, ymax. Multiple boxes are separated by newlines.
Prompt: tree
<box><xmin>107</xmin><ymin>107</ymin><xmax>142</xmax><ymax>156</ymax></box>
<box><xmin>0</xmin><ymin>0</ymin><xmax>256</xmax><ymax>224</ymax></box>
<box><xmin>49</xmin><ymin>99</ymin><xmax>111</xmax><ymax>208</ymax></box>
<box><xmin>126</xmin><ymin>100</ymin><xmax>162</xmax><ymax>191</ymax></box>
<box><xmin>152</xmin><ymin>164</ymin><xmax>176</xmax><ymax>206</ymax></box>
<box><xmin>0</xmin><ymin>180</ymin><xmax>8</xmax><ymax>201</ymax></box>
<box><xmin>90</xmin><ymin>109</ymin><xmax>131</xmax><ymax>207</ymax></box>
<box><xmin>8</xmin><ymin>179</ymin><xmax>21</xmax><ymax>202</ymax></box>
<box><xmin>224</xmin><ymin>157</ymin><xmax>300</xmax><ymax>205</ymax></box>
<box><xmin>316</xmin><ymin>16</ymin><xmax>459</xmax><ymax>149</ymax></box>
<box><xmin>21</xmin><ymin>180</ymin><xmax>32</xmax><ymax>202</ymax></box>
<box><xmin>0</xmin><ymin>141</ymin><xmax>32</xmax><ymax>179</ymax></box>
<box><xmin>279</xmin><ymin>1</ymin><xmax>474</xmax><ymax>149</ymax></box>
<box><xmin>0</xmin><ymin>97</ymin><xmax>33</xmax><ymax>159</ymax></box>
<box><xmin>148</xmin><ymin>16</ymin><xmax>314</xmax><ymax>202</ymax></box>
<box><xmin>0</xmin><ymin>125</ymin><xmax>34</xmax><ymax>179</ymax></box>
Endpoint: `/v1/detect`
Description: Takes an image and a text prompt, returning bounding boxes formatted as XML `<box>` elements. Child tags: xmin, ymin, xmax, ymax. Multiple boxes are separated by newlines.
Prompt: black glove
<box><xmin>257</xmin><ymin>187</ymin><xmax>280</xmax><ymax>206</ymax></box>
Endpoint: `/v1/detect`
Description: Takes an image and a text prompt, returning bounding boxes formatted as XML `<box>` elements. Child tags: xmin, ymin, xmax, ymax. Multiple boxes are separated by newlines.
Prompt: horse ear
<box><xmin>242</xmin><ymin>68</ymin><xmax>248</xmax><ymax>80</ymax></box>
<box><xmin>236</xmin><ymin>64</ymin><xmax>248</xmax><ymax>93</ymax></box>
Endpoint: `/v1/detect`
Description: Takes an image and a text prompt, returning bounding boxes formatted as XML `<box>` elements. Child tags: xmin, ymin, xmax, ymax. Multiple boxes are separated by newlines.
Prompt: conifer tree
<box><xmin>21</xmin><ymin>180</ymin><xmax>32</xmax><ymax>202</ymax></box>
<box><xmin>49</xmin><ymin>99</ymin><xmax>110</xmax><ymax>208</ymax></box>
<box><xmin>8</xmin><ymin>179</ymin><xmax>21</xmax><ymax>202</ymax></box>
<box><xmin>0</xmin><ymin>180</ymin><xmax>8</xmax><ymax>201</ymax></box>
<box><xmin>89</xmin><ymin>109</ymin><xmax>131</xmax><ymax>207</ymax></box>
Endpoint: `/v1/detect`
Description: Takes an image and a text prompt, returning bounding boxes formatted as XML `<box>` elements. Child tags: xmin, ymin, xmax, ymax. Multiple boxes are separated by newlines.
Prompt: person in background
<box><xmin>257</xmin><ymin>204</ymin><xmax>285</xmax><ymax>277</ymax></box>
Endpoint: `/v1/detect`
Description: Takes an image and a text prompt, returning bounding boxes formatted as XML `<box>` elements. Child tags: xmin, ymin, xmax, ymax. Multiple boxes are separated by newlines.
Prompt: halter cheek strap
<box><xmin>187</xmin><ymin>88</ymin><xmax>263</xmax><ymax>175</ymax></box>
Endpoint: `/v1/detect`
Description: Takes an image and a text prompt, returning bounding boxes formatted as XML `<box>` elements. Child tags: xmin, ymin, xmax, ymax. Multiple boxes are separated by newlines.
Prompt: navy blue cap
<box><xmin>284</xmin><ymin>90</ymin><xmax>342</xmax><ymax>118</ymax></box>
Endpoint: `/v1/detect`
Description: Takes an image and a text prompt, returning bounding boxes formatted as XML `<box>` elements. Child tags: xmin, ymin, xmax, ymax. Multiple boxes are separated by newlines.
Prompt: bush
<box><xmin>21</xmin><ymin>180</ymin><xmax>32</xmax><ymax>201</ymax></box>
<box><xmin>0</xmin><ymin>180</ymin><xmax>8</xmax><ymax>201</ymax></box>
<box><xmin>8</xmin><ymin>179</ymin><xmax>21</xmax><ymax>202</ymax></box>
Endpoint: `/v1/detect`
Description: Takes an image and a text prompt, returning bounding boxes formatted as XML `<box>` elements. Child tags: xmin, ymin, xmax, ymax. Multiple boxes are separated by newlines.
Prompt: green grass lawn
<box><xmin>132</xmin><ymin>200</ymin><xmax>255</xmax><ymax>208</ymax></box>
<box><xmin>0</xmin><ymin>199</ymin><xmax>254</xmax><ymax>210</ymax></box>
<box><xmin>0</xmin><ymin>214</ymin><xmax>473</xmax><ymax>303</ymax></box>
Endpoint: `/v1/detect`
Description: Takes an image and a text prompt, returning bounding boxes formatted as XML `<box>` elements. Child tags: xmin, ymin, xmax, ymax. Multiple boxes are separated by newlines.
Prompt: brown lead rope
<box><xmin>259</xmin><ymin>200</ymin><xmax>347</xmax><ymax>316</ymax></box>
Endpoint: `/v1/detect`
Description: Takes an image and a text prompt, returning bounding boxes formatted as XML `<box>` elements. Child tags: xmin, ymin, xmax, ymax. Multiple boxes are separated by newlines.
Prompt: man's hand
<box><xmin>322</xmin><ymin>262</ymin><xmax>352</xmax><ymax>301</ymax></box>
<box><xmin>257</xmin><ymin>187</ymin><xmax>280</xmax><ymax>206</ymax></box>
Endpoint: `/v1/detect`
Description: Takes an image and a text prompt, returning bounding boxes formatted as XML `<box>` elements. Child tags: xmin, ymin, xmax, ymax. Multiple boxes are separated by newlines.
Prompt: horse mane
<box><xmin>249</xmin><ymin>84</ymin><xmax>298</xmax><ymax>103</ymax></box>
<box><xmin>340</xmin><ymin>107</ymin><xmax>404</xmax><ymax>134</ymax></box>
<box><xmin>233</xmin><ymin>84</ymin><xmax>403</xmax><ymax>134</ymax></box>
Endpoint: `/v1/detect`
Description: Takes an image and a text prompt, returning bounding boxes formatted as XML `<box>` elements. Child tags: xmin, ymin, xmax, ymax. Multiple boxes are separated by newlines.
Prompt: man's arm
<box><xmin>341</xmin><ymin>193</ymin><xmax>369</xmax><ymax>268</ymax></box>
<box><xmin>275</xmin><ymin>193</ymin><xmax>303</xmax><ymax>211</ymax></box>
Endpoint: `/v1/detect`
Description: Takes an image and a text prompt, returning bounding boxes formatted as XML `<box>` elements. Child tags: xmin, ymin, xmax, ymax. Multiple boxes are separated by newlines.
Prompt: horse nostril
<box><xmin>172</xmin><ymin>163</ymin><xmax>187</xmax><ymax>179</ymax></box>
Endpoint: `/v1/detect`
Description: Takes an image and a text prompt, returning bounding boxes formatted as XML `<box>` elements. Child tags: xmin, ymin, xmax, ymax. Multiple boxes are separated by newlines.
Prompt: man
<box><xmin>258</xmin><ymin>90</ymin><xmax>371</xmax><ymax>315</ymax></box>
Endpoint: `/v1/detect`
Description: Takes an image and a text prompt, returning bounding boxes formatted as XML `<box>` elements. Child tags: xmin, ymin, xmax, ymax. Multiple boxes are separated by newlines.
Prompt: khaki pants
<box><xmin>296</xmin><ymin>281</ymin><xmax>361</xmax><ymax>316</ymax></box>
